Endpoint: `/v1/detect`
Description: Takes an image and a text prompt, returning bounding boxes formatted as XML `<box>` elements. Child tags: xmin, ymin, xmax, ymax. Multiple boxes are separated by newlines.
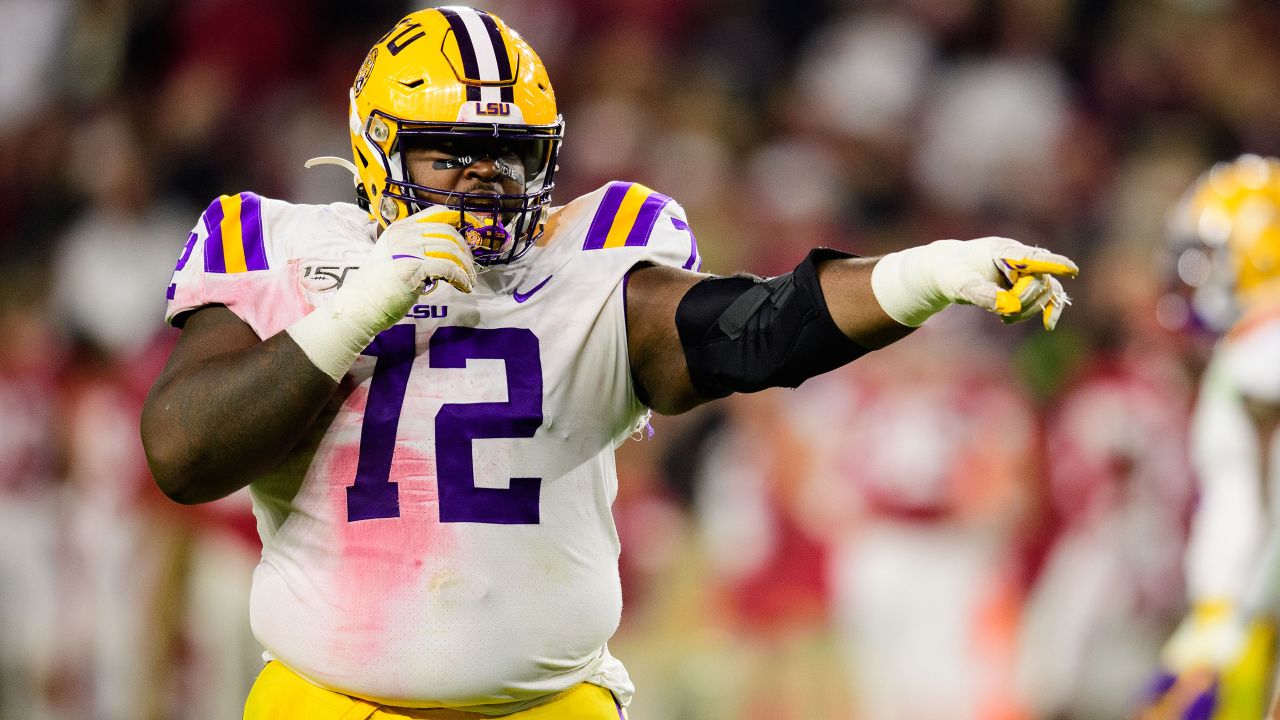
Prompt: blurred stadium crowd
<box><xmin>2</xmin><ymin>0</ymin><xmax>1278</xmax><ymax>718</ymax></box>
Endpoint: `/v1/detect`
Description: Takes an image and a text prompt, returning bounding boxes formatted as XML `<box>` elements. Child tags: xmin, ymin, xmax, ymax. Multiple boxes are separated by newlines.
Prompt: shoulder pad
<box><xmin>580</xmin><ymin>182</ymin><xmax>675</xmax><ymax>252</ymax></box>
<box><xmin>197</xmin><ymin>192</ymin><xmax>270</xmax><ymax>274</ymax></box>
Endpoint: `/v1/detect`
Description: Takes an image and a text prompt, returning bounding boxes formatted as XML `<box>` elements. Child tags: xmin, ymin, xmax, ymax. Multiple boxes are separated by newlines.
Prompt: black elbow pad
<box><xmin>675</xmin><ymin>248</ymin><xmax>870</xmax><ymax>398</ymax></box>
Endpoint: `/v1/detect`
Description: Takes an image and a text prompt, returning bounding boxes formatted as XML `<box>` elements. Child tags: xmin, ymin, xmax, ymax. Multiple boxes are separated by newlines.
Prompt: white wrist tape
<box><xmin>285</xmin><ymin>205</ymin><xmax>477</xmax><ymax>382</ymax></box>
<box><xmin>286</xmin><ymin>258</ymin><xmax>416</xmax><ymax>382</ymax></box>
<box><xmin>870</xmin><ymin>243</ymin><xmax>952</xmax><ymax>327</ymax></box>
<box><xmin>870</xmin><ymin>237</ymin><xmax>1078</xmax><ymax>329</ymax></box>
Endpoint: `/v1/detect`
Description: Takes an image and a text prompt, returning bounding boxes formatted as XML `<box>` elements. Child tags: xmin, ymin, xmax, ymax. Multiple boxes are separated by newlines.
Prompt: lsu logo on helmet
<box><xmin>353</xmin><ymin>47</ymin><xmax>378</xmax><ymax>97</ymax></box>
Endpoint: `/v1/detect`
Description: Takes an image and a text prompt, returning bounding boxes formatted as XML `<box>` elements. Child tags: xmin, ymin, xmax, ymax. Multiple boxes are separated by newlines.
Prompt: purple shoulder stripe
<box><xmin>239</xmin><ymin>192</ymin><xmax>269</xmax><ymax>271</ymax></box>
<box><xmin>201</xmin><ymin>197</ymin><xmax>227</xmax><ymax>273</ymax></box>
<box><xmin>583</xmin><ymin>182</ymin><xmax>631</xmax><ymax>250</ymax></box>
<box><xmin>670</xmin><ymin>217</ymin><xmax>701</xmax><ymax>270</ymax></box>
<box><xmin>624</xmin><ymin>191</ymin><xmax>672</xmax><ymax>247</ymax></box>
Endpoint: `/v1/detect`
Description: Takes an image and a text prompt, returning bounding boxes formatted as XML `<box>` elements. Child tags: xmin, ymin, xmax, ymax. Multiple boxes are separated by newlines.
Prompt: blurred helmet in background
<box><xmin>1161</xmin><ymin>154</ymin><xmax>1280</xmax><ymax>335</ymax></box>
<box><xmin>348</xmin><ymin>7</ymin><xmax>563</xmax><ymax>264</ymax></box>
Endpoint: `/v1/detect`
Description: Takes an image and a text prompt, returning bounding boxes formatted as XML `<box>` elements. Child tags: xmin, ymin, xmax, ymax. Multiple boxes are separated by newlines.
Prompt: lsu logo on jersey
<box><xmin>407</xmin><ymin>303</ymin><xmax>448</xmax><ymax>319</ymax></box>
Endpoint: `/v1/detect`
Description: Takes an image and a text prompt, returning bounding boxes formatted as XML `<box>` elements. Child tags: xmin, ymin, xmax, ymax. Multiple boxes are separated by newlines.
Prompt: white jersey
<box><xmin>1184</xmin><ymin>307</ymin><xmax>1280</xmax><ymax>614</ymax></box>
<box><xmin>164</xmin><ymin>182</ymin><xmax>701</xmax><ymax>712</ymax></box>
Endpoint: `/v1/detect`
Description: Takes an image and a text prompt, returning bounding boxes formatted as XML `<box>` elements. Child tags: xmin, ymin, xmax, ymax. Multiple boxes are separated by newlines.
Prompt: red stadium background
<box><xmin>2</xmin><ymin>0</ymin><xmax>1276</xmax><ymax>718</ymax></box>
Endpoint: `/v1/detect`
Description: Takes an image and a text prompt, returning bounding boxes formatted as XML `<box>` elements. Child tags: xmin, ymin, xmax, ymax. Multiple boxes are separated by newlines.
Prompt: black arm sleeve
<box><xmin>675</xmin><ymin>248</ymin><xmax>871</xmax><ymax>398</ymax></box>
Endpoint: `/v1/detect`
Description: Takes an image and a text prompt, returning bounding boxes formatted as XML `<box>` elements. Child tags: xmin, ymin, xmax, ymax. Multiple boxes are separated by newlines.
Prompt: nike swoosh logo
<box><xmin>513</xmin><ymin>275</ymin><xmax>553</xmax><ymax>303</ymax></box>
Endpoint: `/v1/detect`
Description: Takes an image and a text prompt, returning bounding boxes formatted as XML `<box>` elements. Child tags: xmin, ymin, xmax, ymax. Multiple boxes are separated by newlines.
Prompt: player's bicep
<box><xmin>142</xmin><ymin>305</ymin><xmax>262</xmax><ymax>490</ymax></box>
<box><xmin>625</xmin><ymin>263</ymin><xmax>709</xmax><ymax>415</ymax></box>
<box><xmin>151</xmin><ymin>305</ymin><xmax>262</xmax><ymax>394</ymax></box>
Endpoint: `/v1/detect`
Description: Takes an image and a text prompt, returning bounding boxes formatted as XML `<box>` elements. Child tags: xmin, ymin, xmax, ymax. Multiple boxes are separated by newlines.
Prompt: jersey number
<box><xmin>346</xmin><ymin>326</ymin><xmax>543</xmax><ymax>524</ymax></box>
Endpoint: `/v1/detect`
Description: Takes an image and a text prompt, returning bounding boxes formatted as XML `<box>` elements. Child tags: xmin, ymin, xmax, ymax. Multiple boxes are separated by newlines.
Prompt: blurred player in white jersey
<box><xmin>1141</xmin><ymin>155</ymin><xmax>1280</xmax><ymax>720</ymax></box>
<box><xmin>139</xmin><ymin>7</ymin><xmax>1078</xmax><ymax>718</ymax></box>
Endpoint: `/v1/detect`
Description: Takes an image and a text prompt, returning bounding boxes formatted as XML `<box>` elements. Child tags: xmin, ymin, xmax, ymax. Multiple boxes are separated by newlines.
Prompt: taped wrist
<box><xmin>285</xmin><ymin>308</ymin><xmax>379</xmax><ymax>384</ymax></box>
<box><xmin>676</xmin><ymin>248</ymin><xmax>870</xmax><ymax>398</ymax></box>
<box><xmin>285</xmin><ymin>256</ymin><xmax>422</xmax><ymax>383</ymax></box>
<box><xmin>869</xmin><ymin>243</ymin><xmax>951</xmax><ymax>327</ymax></box>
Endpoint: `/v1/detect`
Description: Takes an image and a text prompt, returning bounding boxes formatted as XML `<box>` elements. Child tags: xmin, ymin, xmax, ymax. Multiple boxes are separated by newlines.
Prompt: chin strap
<box><xmin>304</xmin><ymin>156</ymin><xmax>360</xmax><ymax>177</ymax></box>
<box><xmin>306</xmin><ymin>156</ymin><xmax>372</xmax><ymax>211</ymax></box>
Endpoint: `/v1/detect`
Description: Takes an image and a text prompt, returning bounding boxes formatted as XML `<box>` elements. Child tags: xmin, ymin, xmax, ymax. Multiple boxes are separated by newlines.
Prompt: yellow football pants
<box><xmin>244</xmin><ymin>661</ymin><xmax>627</xmax><ymax>720</ymax></box>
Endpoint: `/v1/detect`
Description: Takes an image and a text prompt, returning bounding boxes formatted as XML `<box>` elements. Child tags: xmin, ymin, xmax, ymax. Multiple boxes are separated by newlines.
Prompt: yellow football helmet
<box><xmin>1165</xmin><ymin>154</ymin><xmax>1280</xmax><ymax>333</ymax></box>
<box><xmin>348</xmin><ymin>6</ymin><xmax>563</xmax><ymax>264</ymax></box>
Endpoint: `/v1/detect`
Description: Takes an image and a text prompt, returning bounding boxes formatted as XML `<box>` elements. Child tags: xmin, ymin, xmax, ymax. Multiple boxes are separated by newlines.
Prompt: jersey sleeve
<box><xmin>164</xmin><ymin>192</ymin><xmax>298</xmax><ymax>337</ymax></box>
<box><xmin>576</xmin><ymin>182</ymin><xmax>701</xmax><ymax>272</ymax></box>
<box><xmin>1222</xmin><ymin>319</ymin><xmax>1280</xmax><ymax>403</ymax></box>
<box><xmin>542</xmin><ymin>182</ymin><xmax>702</xmax><ymax>424</ymax></box>
<box><xmin>1184</xmin><ymin>362</ymin><xmax>1266</xmax><ymax>607</ymax></box>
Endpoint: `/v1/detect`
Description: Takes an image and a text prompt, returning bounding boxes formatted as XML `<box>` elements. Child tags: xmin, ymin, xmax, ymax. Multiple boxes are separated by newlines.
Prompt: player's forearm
<box><xmin>632</xmin><ymin>240</ymin><xmax>1076</xmax><ymax>413</ymax></box>
<box><xmin>816</xmin><ymin>256</ymin><xmax>915</xmax><ymax>348</ymax></box>
<box><xmin>141</xmin><ymin>332</ymin><xmax>337</xmax><ymax>504</ymax></box>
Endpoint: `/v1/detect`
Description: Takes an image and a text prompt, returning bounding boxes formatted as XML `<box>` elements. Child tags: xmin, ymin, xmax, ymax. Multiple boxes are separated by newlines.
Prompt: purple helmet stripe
<box><xmin>239</xmin><ymin>192</ymin><xmax>269</xmax><ymax>271</ymax></box>
<box><xmin>438</xmin><ymin>8</ymin><xmax>482</xmax><ymax>102</ymax></box>
<box><xmin>583</xmin><ymin>183</ymin><xmax>631</xmax><ymax>250</ymax></box>
<box><xmin>166</xmin><ymin>283</ymin><xmax>176</xmax><ymax>300</ymax></box>
<box><xmin>671</xmin><ymin>217</ymin><xmax>700</xmax><ymax>270</ymax></box>
<box><xmin>624</xmin><ymin>191</ymin><xmax>672</xmax><ymax>247</ymax></box>
<box><xmin>476</xmin><ymin>11</ymin><xmax>515</xmax><ymax>103</ymax></box>
<box><xmin>201</xmin><ymin>197</ymin><xmax>227</xmax><ymax>273</ymax></box>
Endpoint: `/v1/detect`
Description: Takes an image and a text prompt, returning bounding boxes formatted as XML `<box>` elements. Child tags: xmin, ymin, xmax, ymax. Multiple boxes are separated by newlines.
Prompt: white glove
<box><xmin>286</xmin><ymin>205</ymin><xmax>477</xmax><ymax>382</ymax></box>
<box><xmin>1162</xmin><ymin>601</ymin><xmax>1249</xmax><ymax>672</ymax></box>
<box><xmin>870</xmin><ymin>237</ymin><xmax>1078</xmax><ymax>329</ymax></box>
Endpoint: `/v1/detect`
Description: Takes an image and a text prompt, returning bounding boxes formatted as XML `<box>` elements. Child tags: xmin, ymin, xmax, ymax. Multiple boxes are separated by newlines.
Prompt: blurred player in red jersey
<box><xmin>1019</xmin><ymin>352</ymin><xmax>1195</xmax><ymax>719</ymax></box>
<box><xmin>786</xmin><ymin>329</ymin><xmax>1038</xmax><ymax>720</ymax></box>
<box><xmin>139</xmin><ymin>7</ymin><xmax>1077</xmax><ymax>717</ymax></box>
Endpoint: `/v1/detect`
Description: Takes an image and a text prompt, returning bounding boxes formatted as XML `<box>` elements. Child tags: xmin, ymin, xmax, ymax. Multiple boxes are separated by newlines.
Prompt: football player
<box><xmin>139</xmin><ymin>7</ymin><xmax>1077</xmax><ymax>718</ymax></box>
<box><xmin>1141</xmin><ymin>155</ymin><xmax>1280</xmax><ymax>720</ymax></box>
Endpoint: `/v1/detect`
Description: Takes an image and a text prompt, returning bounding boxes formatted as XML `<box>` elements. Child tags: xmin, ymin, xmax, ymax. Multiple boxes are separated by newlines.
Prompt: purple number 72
<box><xmin>346</xmin><ymin>325</ymin><xmax>544</xmax><ymax>524</ymax></box>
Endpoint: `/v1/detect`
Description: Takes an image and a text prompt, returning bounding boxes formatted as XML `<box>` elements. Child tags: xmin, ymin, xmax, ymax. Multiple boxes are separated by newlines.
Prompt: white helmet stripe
<box><xmin>476</xmin><ymin>11</ymin><xmax>516</xmax><ymax>103</ymax></box>
<box><xmin>450</xmin><ymin>7</ymin><xmax>504</xmax><ymax>103</ymax></box>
